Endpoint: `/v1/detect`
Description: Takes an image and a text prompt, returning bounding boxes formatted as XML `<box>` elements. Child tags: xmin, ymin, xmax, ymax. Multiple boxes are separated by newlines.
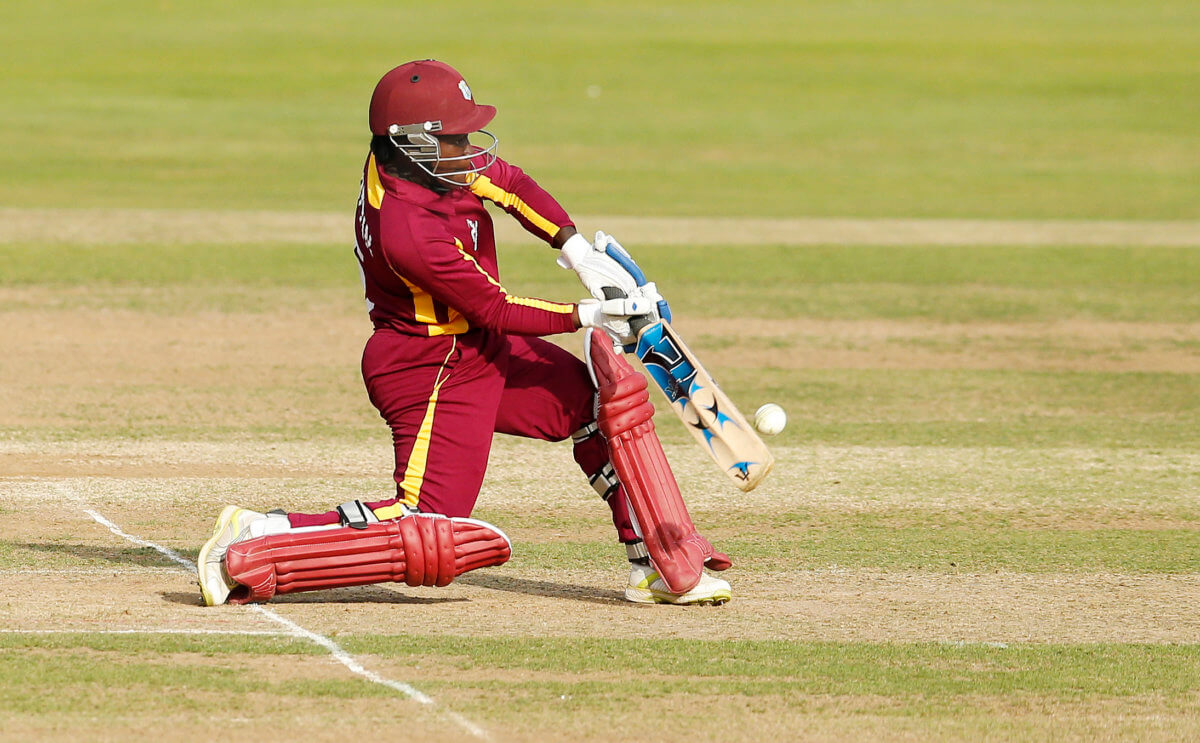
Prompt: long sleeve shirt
<box><xmin>353</xmin><ymin>153</ymin><xmax>578</xmax><ymax>337</ymax></box>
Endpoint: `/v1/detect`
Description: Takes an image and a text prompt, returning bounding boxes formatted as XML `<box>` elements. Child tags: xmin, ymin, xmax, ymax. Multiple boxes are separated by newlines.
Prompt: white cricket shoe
<box><xmin>197</xmin><ymin>506</ymin><xmax>266</xmax><ymax>606</ymax></box>
<box><xmin>624</xmin><ymin>562</ymin><xmax>732</xmax><ymax>606</ymax></box>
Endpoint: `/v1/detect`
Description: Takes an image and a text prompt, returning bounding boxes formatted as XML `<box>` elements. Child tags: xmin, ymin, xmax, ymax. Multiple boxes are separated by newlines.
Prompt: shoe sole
<box><xmin>625</xmin><ymin>587</ymin><xmax>732</xmax><ymax>606</ymax></box>
<box><xmin>197</xmin><ymin>505</ymin><xmax>240</xmax><ymax>606</ymax></box>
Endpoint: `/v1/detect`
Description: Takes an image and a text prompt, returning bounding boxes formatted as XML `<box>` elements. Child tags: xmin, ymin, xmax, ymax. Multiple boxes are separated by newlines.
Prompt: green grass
<box><xmin>6</xmin><ymin>243</ymin><xmax>1197</xmax><ymax>447</ymax></box>
<box><xmin>0</xmin><ymin>633</ymin><xmax>311</xmax><ymax>655</ymax></box>
<box><xmin>0</xmin><ymin>635</ymin><xmax>357</xmax><ymax>718</ymax></box>
<box><xmin>5</xmin><ymin>242</ymin><xmax>1200</xmax><ymax>322</ymax></box>
<box><xmin>1</xmin><ymin>4</ymin><xmax>1198</xmax><ymax>739</ymax></box>
<box><xmin>727</xmin><ymin>368</ymin><xmax>1200</xmax><ymax>448</ymax></box>
<box><xmin>2</xmin><ymin>1</ymin><xmax>1198</xmax><ymax>217</ymax></box>
<box><xmin>504</xmin><ymin>243</ymin><xmax>1200</xmax><ymax>322</ymax></box>
<box><xmin>4</xmin><ymin>633</ymin><xmax>1197</xmax><ymax>715</ymax></box>
<box><xmin>4</xmin><ymin>368</ymin><xmax>1196</xmax><ymax>448</ymax></box>
<box><xmin>3</xmin><ymin>241</ymin><xmax>1195</xmax><ymax>448</ymax></box>
<box><xmin>504</xmin><ymin>526</ymin><xmax>1200</xmax><ymax>574</ymax></box>
<box><xmin>342</xmin><ymin>636</ymin><xmax>1200</xmax><ymax>699</ymax></box>
<box><xmin>4</xmin><ymin>634</ymin><xmax>1198</xmax><ymax>743</ymax></box>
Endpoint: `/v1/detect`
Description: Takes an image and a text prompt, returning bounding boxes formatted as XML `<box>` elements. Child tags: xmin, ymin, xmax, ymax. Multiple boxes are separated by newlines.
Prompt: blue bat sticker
<box><xmin>635</xmin><ymin>323</ymin><xmax>694</xmax><ymax>404</ymax></box>
<box><xmin>638</xmin><ymin>324</ymin><xmax>747</xmax><ymax>460</ymax></box>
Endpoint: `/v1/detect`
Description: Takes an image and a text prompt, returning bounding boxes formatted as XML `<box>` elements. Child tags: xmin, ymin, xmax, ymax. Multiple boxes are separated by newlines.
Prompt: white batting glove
<box><xmin>593</xmin><ymin>230</ymin><xmax>632</xmax><ymax>261</ymax></box>
<box><xmin>593</xmin><ymin>231</ymin><xmax>673</xmax><ymax>325</ymax></box>
<box><xmin>577</xmin><ymin>296</ymin><xmax>653</xmax><ymax>346</ymax></box>
<box><xmin>557</xmin><ymin>232</ymin><xmax>639</xmax><ymax>301</ymax></box>
<box><xmin>634</xmin><ymin>282</ymin><xmax>664</xmax><ymax>319</ymax></box>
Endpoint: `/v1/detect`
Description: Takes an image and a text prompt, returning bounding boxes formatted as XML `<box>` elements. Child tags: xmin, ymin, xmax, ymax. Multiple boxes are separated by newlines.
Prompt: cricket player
<box><xmin>197</xmin><ymin>60</ymin><xmax>731</xmax><ymax>607</ymax></box>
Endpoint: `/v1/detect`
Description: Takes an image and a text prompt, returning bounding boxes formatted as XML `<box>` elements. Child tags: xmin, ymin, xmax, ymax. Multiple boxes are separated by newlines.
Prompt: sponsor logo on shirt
<box><xmin>467</xmin><ymin>218</ymin><xmax>479</xmax><ymax>251</ymax></box>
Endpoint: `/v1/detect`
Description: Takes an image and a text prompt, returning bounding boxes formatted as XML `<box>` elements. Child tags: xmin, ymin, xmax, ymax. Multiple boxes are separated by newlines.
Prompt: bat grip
<box><xmin>629</xmin><ymin>315</ymin><xmax>653</xmax><ymax>336</ymax></box>
<box><xmin>601</xmin><ymin>286</ymin><xmax>653</xmax><ymax>338</ymax></box>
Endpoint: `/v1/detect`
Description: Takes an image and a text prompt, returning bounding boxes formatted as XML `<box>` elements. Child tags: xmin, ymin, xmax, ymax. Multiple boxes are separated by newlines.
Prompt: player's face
<box><xmin>433</xmin><ymin>133</ymin><xmax>473</xmax><ymax>184</ymax></box>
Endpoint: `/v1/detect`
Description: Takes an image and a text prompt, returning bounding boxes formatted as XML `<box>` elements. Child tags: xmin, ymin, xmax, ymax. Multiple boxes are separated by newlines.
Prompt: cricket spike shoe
<box><xmin>625</xmin><ymin>561</ymin><xmax>732</xmax><ymax>606</ymax></box>
<box><xmin>197</xmin><ymin>506</ymin><xmax>268</xmax><ymax>606</ymax></box>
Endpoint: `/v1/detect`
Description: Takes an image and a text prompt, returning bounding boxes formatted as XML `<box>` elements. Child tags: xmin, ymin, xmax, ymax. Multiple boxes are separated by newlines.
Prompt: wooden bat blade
<box><xmin>634</xmin><ymin>320</ymin><xmax>774</xmax><ymax>491</ymax></box>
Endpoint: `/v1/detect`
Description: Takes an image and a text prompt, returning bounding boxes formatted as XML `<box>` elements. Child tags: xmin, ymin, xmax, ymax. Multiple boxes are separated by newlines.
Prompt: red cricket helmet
<box><xmin>369</xmin><ymin>60</ymin><xmax>496</xmax><ymax>136</ymax></box>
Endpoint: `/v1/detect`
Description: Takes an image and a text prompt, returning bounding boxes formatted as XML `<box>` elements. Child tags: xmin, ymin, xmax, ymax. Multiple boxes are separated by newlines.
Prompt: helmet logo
<box><xmin>458</xmin><ymin>80</ymin><xmax>473</xmax><ymax>101</ymax></box>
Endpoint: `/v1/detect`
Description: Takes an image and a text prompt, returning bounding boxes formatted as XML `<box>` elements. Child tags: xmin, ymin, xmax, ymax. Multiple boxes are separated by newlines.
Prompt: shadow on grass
<box><xmin>271</xmin><ymin>586</ymin><xmax>469</xmax><ymax>605</ymax></box>
<box><xmin>457</xmin><ymin>572</ymin><xmax>625</xmax><ymax>605</ymax></box>
<box><xmin>14</xmin><ymin>542</ymin><xmax>184</xmax><ymax>568</ymax></box>
<box><xmin>160</xmin><ymin>586</ymin><xmax>468</xmax><ymax>606</ymax></box>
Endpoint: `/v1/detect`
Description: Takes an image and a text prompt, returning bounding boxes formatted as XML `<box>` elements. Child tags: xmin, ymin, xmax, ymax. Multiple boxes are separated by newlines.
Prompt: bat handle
<box><xmin>600</xmin><ymin>286</ymin><xmax>654</xmax><ymax>351</ymax></box>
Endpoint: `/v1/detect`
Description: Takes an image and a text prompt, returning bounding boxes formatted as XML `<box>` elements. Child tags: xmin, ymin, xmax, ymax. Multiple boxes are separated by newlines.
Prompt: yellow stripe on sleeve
<box><xmin>504</xmin><ymin>295</ymin><xmax>574</xmax><ymax>313</ymax></box>
<box><xmin>454</xmin><ymin>241</ymin><xmax>573</xmax><ymax>314</ymax></box>
<box><xmin>468</xmin><ymin>174</ymin><xmax>561</xmax><ymax>240</ymax></box>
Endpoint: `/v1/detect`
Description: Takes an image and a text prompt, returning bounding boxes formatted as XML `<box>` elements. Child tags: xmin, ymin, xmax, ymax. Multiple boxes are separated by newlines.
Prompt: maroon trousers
<box><xmin>289</xmin><ymin>327</ymin><xmax>637</xmax><ymax>542</ymax></box>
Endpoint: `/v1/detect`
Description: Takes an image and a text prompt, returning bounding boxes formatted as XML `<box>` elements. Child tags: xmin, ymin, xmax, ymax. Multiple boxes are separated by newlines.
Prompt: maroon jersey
<box><xmin>354</xmin><ymin>153</ymin><xmax>578</xmax><ymax>337</ymax></box>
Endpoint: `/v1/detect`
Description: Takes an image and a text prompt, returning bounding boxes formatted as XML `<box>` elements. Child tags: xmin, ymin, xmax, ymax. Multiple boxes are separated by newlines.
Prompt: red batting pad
<box><xmin>588</xmin><ymin>330</ymin><xmax>729</xmax><ymax>593</ymax></box>
<box><xmin>224</xmin><ymin>515</ymin><xmax>511</xmax><ymax>604</ymax></box>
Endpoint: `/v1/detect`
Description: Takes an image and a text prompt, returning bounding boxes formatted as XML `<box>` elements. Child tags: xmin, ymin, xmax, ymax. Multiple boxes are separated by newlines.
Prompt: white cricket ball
<box><xmin>754</xmin><ymin>403</ymin><xmax>787</xmax><ymax>436</ymax></box>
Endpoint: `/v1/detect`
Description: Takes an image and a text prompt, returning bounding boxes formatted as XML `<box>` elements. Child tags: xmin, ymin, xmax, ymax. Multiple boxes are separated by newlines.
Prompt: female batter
<box><xmin>197</xmin><ymin>60</ymin><xmax>731</xmax><ymax>607</ymax></box>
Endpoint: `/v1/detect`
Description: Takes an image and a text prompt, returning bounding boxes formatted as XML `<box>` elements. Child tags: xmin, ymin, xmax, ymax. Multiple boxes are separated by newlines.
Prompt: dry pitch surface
<box><xmin>4</xmin><ymin>208</ymin><xmax>1200</xmax><ymax>245</ymax></box>
<box><xmin>2</xmin><ymin>215</ymin><xmax>1199</xmax><ymax>742</ymax></box>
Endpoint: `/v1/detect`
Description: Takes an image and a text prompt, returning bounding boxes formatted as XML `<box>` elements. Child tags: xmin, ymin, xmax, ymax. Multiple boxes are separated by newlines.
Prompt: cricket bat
<box><xmin>632</xmin><ymin>319</ymin><xmax>775</xmax><ymax>492</ymax></box>
<box><xmin>596</xmin><ymin>247</ymin><xmax>775</xmax><ymax>491</ymax></box>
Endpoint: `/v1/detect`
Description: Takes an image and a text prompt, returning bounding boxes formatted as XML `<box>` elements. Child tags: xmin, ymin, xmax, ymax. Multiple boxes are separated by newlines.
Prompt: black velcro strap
<box><xmin>588</xmin><ymin>463</ymin><xmax>620</xmax><ymax>500</ymax></box>
<box><xmin>336</xmin><ymin>500</ymin><xmax>376</xmax><ymax>530</ymax></box>
<box><xmin>625</xmin><ymin>540</ymin><xmax>649</xmax><ymax>561</ymax></box>
<box><xmin>571</xmin><ymin>421</ymin><xmax>600</xmax><ymax>443</ymax></box>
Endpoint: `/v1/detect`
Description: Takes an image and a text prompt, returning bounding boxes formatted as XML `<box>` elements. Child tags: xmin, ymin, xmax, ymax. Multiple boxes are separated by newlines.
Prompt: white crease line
<box><xmin>1</xmin><ymin>629</ymin><xmax>289</xmax><ymax>636</ymax></box>
<box><xmin>0</xmin><ymin>573</ymin><xmax>180</xmax><ymax>578</ymax></box>
<box><xmin>84</xmin><ymin>509</ymin><xmax>195</xmax><ymax>570</ymax></box>
<box><xmin>82</xmin><ymin>508</ymin><xmax>490</xmax><ymax>741</ymax></box>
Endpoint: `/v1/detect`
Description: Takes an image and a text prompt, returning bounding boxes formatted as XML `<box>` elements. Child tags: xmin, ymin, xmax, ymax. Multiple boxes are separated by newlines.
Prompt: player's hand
<box><xmin>633</xmin><ymin>281</ymin><xmax>671</xmax><ymax>323</ymax></box>
<box><xmin>557</xmin><ymin>231</ymin><xmax>639</xmax><ymax>301</ymax></box>
<box><xmin>576</xmin><ymin>296</ymin><xmax>653</xmax><ymax>345</ymax></box>
<box><xmin>592</xmin><ymin>231</ymin><xmax>674</xmax><ymax>324</ymax></box>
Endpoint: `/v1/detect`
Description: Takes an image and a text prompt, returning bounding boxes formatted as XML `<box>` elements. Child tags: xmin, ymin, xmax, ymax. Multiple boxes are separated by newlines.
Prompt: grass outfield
<box><xmin>4</xmin><ymin>634</ymin><xmax>1199</xmax><ymax>741</ymax></box>
<box><xmin>2</xmin><ymin>237</ymin><xmax>1199</xmax><ymax>741</ymax></box>
<box><xmin>1</xmin><ymin>1</ymin><xmax>1198</xmax><ymax>218</ymax></box>
<box><xmin>3</xmin><ymin>1</ymin><xmax>1200</xmax><ymax>740</ymax></box>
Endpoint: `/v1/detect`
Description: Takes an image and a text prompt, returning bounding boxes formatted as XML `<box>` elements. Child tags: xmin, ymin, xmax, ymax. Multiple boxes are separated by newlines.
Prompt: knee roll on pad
<box><xmin>596</xmin><ymin>375</ymin><xmax>654</xmax><ymax>435</ymax></box>
<box><xmin>223</xmin><ymin>514</ymin><xmax>512</xmax><ymax>604</ymax></box>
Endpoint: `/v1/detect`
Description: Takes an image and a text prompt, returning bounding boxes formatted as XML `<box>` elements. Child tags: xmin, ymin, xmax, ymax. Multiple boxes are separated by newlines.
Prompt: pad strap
<box><xmin>571</xmin><ymin>422</ymin><xmax>599</xmax><ymax>443</ymax></box>
<box><xmin>625</xmin><ymin>540</ymin><xmax>649</xmax><ymax>561</ymax></box>
<box><xmin>588</xmin><ymin>462</ymin><xmax>620</xmax><ymax>500</ymax></box>
<box><xmin>336</xmin><ymin>500</ymin><xmax>379</xmax><ymax>530</ymax></box>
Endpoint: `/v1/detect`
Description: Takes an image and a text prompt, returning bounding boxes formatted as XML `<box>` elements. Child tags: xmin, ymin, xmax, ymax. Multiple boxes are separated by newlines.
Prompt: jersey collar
<box><xmin>375</xmin><ymin>158</ymin><xmax>458</xmax><ymax>216</ymax></box>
